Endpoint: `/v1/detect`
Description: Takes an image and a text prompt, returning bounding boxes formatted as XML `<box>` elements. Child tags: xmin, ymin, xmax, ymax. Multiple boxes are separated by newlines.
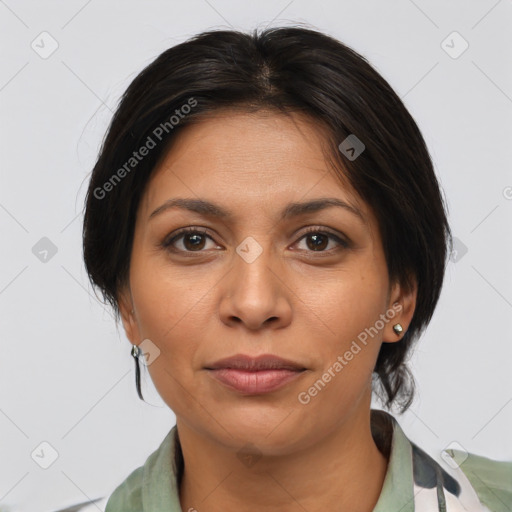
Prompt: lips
<box><xmin>204</xmin><ymin>353</ymin><xmax>306</xmax><ymax>371</ymax></box>
<box><xmin>205</xmin><ymin>354</ymin><xmax>306</xmax><ymax>394</ymax></box>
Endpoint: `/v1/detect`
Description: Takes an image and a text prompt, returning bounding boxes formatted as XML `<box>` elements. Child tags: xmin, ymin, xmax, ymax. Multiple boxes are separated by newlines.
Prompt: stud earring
<box><xmin>392</xmin><ymin>323</ymin><xmax>403</xmax><ymax>335</ymax></box>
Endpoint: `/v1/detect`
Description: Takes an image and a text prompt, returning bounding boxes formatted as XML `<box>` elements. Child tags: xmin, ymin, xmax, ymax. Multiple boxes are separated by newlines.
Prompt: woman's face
<box><xmin>119</xmin><ymin>110</ymin><xmax>415</xmax><ymax>454</ymax></box>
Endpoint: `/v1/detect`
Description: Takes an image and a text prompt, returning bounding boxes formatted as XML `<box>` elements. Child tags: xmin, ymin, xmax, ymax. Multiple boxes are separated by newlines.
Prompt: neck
<box><xmin>177</xmin><ymin>399</ymin><xmax>389</xmax><ymax>512</ymax></box>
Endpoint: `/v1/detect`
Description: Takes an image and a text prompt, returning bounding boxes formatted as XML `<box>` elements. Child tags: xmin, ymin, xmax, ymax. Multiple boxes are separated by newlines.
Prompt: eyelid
<box><xmin>162</xmin><ymin>227</ymin><xmax>217</xmax><ymax>249</ymax></box>
<box><xmin>297</xmin><ymin>226</ymin><xmax>351</xmax><ymax>249</ymax></box>
<box><xmin>161</xmin><ymin>225</ymin><xmax>351</xmax><ymax>253</ymax></box>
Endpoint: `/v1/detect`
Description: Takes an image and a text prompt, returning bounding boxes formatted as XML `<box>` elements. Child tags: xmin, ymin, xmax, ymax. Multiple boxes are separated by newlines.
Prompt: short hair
<box><xmin>82</xmin><ymin>26</ymin><xmax>452</xmax><ymax>413</ymax></box>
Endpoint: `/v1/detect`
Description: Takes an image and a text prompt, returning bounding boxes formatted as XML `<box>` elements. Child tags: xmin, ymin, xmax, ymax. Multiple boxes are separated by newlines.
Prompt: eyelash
<box><xmin>161</xmin><ymin>226</ymin><xmax>350</xmax><ymax>255</ymax></box>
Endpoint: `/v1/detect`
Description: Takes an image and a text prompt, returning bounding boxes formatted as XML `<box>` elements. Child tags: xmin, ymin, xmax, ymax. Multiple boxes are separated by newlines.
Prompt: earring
<box><xmin>131</xmin><ymin>344</ymin><xmax>144</xmax><ymax>400</ymax></box>
<box><xmin>393</xmin><ymin>323</ymin><xmax>403</xmax><ymax>335</ymax></box>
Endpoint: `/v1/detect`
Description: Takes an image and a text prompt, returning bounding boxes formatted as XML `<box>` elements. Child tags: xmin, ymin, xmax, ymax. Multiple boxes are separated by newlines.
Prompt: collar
<box><xmin>371</xmin><ymin>409</ymin><xmax>415</xmax><ymax>511</ymax></box>
<box><xmin>139</xmin><ymin>409</ymin><xmax>487</xmax><ymax>511</ymax></box>
<box><xmin>142</xmin><ymin>424</ymin><xmax>182</xmax><ymax>511</ymax></box>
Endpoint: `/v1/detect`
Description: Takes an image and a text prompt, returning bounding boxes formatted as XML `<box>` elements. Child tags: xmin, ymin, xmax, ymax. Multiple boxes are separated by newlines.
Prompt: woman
<box><xmin>82</xmin><ymin>27</ymin><xmax>511</xmax><ymax>511</ymax></box>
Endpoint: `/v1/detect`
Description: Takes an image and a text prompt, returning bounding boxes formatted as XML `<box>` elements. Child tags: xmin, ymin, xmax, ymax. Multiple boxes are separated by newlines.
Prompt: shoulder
<box><xmin>104</xmin><ymin>464</ymin><xmax>144</xmax><ymax>512</ymax></box>
<box><xmin>388</xmin><ymin>409</ymin><xmax>511</xmax><ymax>512</ymax></box>
<box><xmin>450</xmin><ymin>448</ymin><xmax>512</xmax><ymax>511</ymax></box>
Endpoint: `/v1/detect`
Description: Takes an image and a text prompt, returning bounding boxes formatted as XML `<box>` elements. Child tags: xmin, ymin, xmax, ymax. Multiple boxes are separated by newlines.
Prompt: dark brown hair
<box><xmin>83</xmin><ymin>26</ymin><xmax>452</xmax><ymax>418</ymax></box>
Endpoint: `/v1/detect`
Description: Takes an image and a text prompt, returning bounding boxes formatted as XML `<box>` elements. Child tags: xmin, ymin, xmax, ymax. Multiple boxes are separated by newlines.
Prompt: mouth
<box><xmin>205</xmin><ymin>353</ymin><xmax>306</xmax><ymax>371</ymax></box>
<box><xmin>204</xmin><ymin>354</ymin><xmax>307</xmax><ymax>394</ymax></box>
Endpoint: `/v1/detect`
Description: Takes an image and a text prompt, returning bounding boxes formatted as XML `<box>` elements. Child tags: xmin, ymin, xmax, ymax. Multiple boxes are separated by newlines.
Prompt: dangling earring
<box><xmin>392</xmin><ymin>323</ymin><xmax>403</xmax><ymax>335</ymax></box>
<box><xmin>131</xmin><ymin>344</ymin><xmax>144</xmax><ymax>400</ymax></box>
<box><xmin>129</xmin><ymin>308</ymin><xmax>144</xmax><ymax>400</ymax></box>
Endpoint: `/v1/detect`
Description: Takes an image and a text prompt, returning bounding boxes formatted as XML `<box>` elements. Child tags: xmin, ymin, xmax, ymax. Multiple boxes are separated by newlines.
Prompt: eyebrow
<box><xmin>148</xmin><ymin>197</ymin><xmax>366</xmax><ymax>223</ymax></box>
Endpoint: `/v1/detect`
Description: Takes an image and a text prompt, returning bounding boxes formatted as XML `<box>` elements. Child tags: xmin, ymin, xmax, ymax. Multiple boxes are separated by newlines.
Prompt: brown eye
<box><xmin>295</xmin><ymin>228</ymin><xmax>349</xmax><ymax>253</ymax></box>
<box><xmin>305</xmin><ymin>233</ymin><xmax>329</xmax><ymax>251</ymax></box>
<box><xmin>182</xmin><ymin>232</ymin><xmax>207</xmax><ymax>251</ymax></box>
<box><xmin>162</xmin><ymin>228</ymin><xmax>217</xmax><ymax>253</ymax></box>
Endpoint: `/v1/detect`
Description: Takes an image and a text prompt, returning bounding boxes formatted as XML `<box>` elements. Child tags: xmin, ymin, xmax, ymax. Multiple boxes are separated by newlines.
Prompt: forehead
<box><xmin>155</xmin><ymin>110</ymin><xmax>331</xmax><ymax>177</ymax></box>
<box><xmin>141</xmin><ymin>110</ymin><xmax>371</xmax><ymax>225</ymax></box>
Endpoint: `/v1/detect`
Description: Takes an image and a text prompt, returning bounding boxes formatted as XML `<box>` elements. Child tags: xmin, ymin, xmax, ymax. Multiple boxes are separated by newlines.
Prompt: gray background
<box><xmin>1</xmin><ymin>1</ymin><xmax>511</xmax><ymax>511</ymax></box>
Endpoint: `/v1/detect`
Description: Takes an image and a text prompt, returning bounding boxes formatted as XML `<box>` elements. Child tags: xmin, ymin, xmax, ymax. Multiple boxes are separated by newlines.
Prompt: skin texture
<box><xmin>118</xmin><ymin>110</ymin><xmax>417</xmax><ymax>512</ymax></box>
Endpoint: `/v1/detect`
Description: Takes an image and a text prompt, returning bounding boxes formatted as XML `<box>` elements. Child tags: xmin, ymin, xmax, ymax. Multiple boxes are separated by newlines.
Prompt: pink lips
<box><xmin>205</xmin><ymin>354</ymin><xmax>306</xmax><ymax>394</ymax></box>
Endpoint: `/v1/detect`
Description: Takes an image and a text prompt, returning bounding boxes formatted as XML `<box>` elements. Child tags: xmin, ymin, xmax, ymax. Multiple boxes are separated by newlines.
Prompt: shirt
<box><xmin>104</xmin><ymin>409</ymin><xmax>512</xmax><ymax>511</ymax></box>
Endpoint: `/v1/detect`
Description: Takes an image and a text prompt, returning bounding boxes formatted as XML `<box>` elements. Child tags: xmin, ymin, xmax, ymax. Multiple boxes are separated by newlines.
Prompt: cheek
<box><xmin>295</xmin><ymin>277</ymin><xmax>384</xmax><ymax>426</ymax></box>
<box><xmin>296</xmin><ymin>262</ymin><xmax>388</xmax><ymax>349</ymax></box>
<box><xmin>291</xmin><ymin>264</ymin><xmax>387</xmax><ymax>406</ymax></box>
<box><xmin>133</xmin><ymin>295</ymin><xmax>201</xmax><ymax>415</ymax></box>
<box><xmin>129</xmin><ymin>244</ymin><xmax>214</xmax><ymax>339</ymax></box>
<box><xmin>128</xmin><ymin>254</ymin><xmax>215</xmax><ymax>410</ymax></box>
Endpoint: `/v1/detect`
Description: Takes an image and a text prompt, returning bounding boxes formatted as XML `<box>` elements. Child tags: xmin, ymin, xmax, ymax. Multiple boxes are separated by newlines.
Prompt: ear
<box><xmin>117</xmin><ymin>285</ymin><xmax>141</xmax><ymax>345</ymax></box>
<box><xmin>383</xmin><ymin>276</ymin><xmax>417</xmax><ymax>343</ymax></box>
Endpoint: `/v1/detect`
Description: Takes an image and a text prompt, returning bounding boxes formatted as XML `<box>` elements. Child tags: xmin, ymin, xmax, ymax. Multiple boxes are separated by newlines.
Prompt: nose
<box><xmin>219</xmin><ymin>245</ymin><xmax>292</xmax><ymax>331</ymax></box>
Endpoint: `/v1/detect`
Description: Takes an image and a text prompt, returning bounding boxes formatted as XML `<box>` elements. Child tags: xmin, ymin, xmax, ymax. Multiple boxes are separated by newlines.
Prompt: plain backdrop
<box><xmin>1</xmin><ymin>1</ymin><xmax>511</xmax><ymax>511</ymax></box>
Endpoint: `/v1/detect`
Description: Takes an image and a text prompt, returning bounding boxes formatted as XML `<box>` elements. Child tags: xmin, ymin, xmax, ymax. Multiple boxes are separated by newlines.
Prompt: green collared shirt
<box><xmin>105</xmin><ymin>410</ymin><xmax>512</xmax><ymax>511</ymax></box>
